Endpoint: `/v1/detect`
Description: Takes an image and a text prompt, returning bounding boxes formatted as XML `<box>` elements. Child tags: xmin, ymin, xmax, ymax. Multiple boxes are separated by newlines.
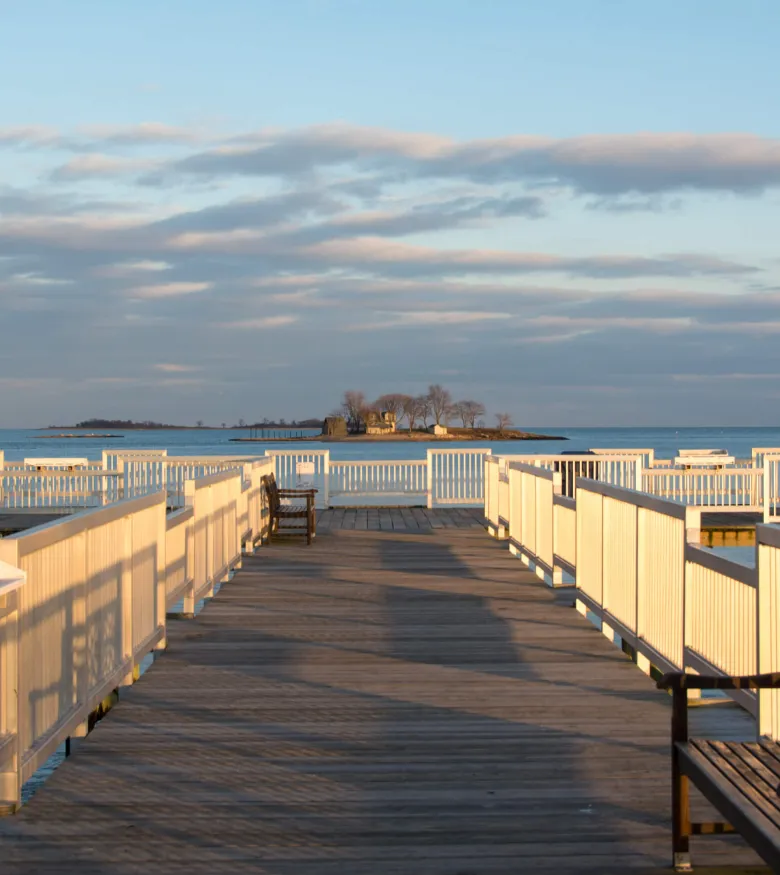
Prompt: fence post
<box><xmin>426</xmin><ymin>450</ymin><xmax>434</xmax><ymax>509</ymax></box>
<box><xmin>120</xmin><ymin>514</ymin><xmax>135</xmax><ymax>686</ymax></box>
<box><xmin>551</xmin><ymin>472</ymin><xmax>563</xmax><ymax>586</ymax></box>
<box><xmin>155</xmin><ymin>497</ymin><xmax>168</xmax><ymax>651</ymax></box>
<box><xmin>764</xmin><ymin>461</ymin><xmax>772</xmax><ymax>523</ymax></box>
<box><xmin>182</xmin><ymin>480</ymin><xmax>197</xmax><ymax>617</ymax></box>
<box><xmin>757</xmin><ymin>531</ymin><xmax>774</xmax><ymax>738</ymax></box>
<box><xmin>0</xmin><ymin>549</ymin><xmax>22</xmax><ymax>813</ymax></box>
<box><xmin>322</xmin><ymin>451</ymin><xmax>330</xmax><ymax>508</ymax></box>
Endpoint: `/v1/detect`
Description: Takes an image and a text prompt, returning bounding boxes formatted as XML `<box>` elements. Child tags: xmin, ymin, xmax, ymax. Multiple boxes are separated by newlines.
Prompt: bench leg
<box><xmin>672</xmin><ymin>686</ymin><xmax>692</xmax><ymax>871</ymax></box>
<box><xmin>672</xmin><ymin>768</ymin><xmax>692</xmax><ymax>870</ymax></box>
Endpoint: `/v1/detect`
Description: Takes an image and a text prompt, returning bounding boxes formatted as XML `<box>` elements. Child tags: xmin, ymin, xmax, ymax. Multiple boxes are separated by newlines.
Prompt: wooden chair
<box><xmin>262</xmin><ymin>473</ymin><xmax>317</xmax><ymax>545</ymax></box>
<box><xmin>658</xmin><ymin>670</ymin><xmax>780</xmax><ymax>871</ymax></box>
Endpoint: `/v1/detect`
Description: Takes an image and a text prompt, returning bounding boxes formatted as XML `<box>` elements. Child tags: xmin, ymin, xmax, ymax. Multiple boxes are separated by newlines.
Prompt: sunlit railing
<box><xmin>486</xmin><ymin>461</ymin><xmax>780</xmax><ymax>738</ymax></box>
<box><xmin>0</xmin><ymin>455</ymin><xmax>273</xmax><ymax>812</ymax></box>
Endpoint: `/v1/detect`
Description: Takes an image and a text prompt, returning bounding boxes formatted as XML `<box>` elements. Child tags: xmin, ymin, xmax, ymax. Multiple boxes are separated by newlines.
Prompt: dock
<box><xmin>0</xmin><ymin>510</ymin><xmax>764</xmax><ymax>873</ymax></box>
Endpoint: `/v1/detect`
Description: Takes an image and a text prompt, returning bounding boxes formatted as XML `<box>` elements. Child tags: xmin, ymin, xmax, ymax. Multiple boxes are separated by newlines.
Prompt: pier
<box><xmin>0</xmin><ymin>511</ymin><xmax>764</xmax><ymax>873</ymax></box>
<box><xmin>1</xmin><ymin>448</ymin><xmax>780</xmax><ymax>870</ymax></box>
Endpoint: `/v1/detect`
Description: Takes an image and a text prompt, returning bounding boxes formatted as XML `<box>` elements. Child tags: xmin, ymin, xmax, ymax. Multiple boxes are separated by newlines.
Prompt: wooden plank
<box><xmin>0</xmin><ymin>527</ymin><xmax>763</xmax><ymax>873</ymax></box>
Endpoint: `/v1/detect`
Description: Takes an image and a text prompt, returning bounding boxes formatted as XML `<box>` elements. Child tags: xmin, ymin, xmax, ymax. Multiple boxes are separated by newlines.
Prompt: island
<box><xmin>39</xmin><ymin>433</ymin><xmax>124</xmax><ymax>439</ymax></box>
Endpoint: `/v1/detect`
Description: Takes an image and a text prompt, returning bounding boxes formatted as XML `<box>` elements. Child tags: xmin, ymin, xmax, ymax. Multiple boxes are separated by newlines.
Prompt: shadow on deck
<box><xmin>0</xmin><ymin>511</ymin><xmax>766</xmax><ymax>873</ymax></box>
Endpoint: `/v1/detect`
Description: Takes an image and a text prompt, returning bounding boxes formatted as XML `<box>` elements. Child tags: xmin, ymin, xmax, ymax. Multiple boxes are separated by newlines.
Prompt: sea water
<box><xmin>2</xmin><ymin>425</ymin><xmax>780</xmax><ymax>462</ymax></box>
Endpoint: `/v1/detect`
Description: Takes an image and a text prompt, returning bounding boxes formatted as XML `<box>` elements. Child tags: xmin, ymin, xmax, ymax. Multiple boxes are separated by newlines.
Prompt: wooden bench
<box><xmin>262</xmin><ymin>473</ymin><xmax>316</xmax><ymax>545</ymax></box>
<box><xmin>658</xmin><ymin>670</ymin><xmax>780</xmax><ymax>871</ymax></box>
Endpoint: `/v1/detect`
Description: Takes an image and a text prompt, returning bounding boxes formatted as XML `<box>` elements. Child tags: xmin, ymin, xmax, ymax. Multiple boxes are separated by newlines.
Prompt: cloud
<box><xmin>78</xmin><ymin>122</ymin><xmax>200</xmax><ymax>144</ymax></box>
<box><xmin>0</xmin><ymin>126</ymin><xmax>61</xmax><ymax>148</ymax></box>
<box><xmin>299</xmin><ymin>238</ymin><xmax>756</xmax><ymax>279</ymax></box>
<box><xmin>95</xmin><ymin>260</ymin><xmax>172</xmax><ymax>277</ymax></box>
<box><xmin>170</xmin><ymin>124</ymin><xmax>780</xmax><ymax>195</ymax></box>
<box><xmin>154</xmin><ymin>363</ymin><xmax>201</xmax><ymax>373</ymax></box>
<box><xmin>130</xmin><ymin>281</ymin><xmax>211</xmax><ymax>298</ymax></box>
<box><xmin>219</xmin><ymin>315</ymin><xmax>299</xmax><ymax>329</ymax></box>
<box><xmin>347</xmin><ymin>310</ymin><xmax>511</xmax><ymax>330</ymax></box>
<box><xmin>49</xmin><ymin>154</ymin><xmax>156</xmax><ymax>180</ymax></box>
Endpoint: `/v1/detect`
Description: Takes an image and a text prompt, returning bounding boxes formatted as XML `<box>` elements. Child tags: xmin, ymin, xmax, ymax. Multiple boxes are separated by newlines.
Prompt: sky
<box><xmin>0</xmin><ymin>0</ymin><xmax>779</xmax><ymax>428</ymax></box>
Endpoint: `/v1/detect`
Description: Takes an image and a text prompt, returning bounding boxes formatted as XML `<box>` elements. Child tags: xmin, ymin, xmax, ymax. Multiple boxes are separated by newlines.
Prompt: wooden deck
<box><xmin>0</xmin><ymin>510</ymin><xmax>767</xmax><ymax>873</ymax></box>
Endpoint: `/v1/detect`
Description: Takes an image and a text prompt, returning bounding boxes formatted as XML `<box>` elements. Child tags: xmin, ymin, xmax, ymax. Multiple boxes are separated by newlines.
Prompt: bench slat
<box><xmin>694</xmin><ymin>741</ymin><xmax>780</xmax><ymax>831</ymax></box>
<box><xmin>681</xmin><ymin>742</ymin><xmax>780</xmax><ymax>867</ymax></box>
<box><xmin>708</xmin><ymin>741</ymin><xmax>780</xmax><ymax>826</ymax></box>
<box><xmin>727</xmin><ymin>743</ymin><xmax>780</xmax><ymax>815</ymax></box>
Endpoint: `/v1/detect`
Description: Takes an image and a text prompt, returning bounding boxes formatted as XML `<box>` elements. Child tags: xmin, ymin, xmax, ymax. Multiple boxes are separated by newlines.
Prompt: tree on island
<box><xmin>332</xmin><ymin>385</ymin><xmax>501</xmax><ymax>434</ymax></box>
<box><xmin>427</xmin><ymin>384</ymin><xmax>452</xmax><ymax>426</ymax></box>
<box><xmin>453</xmin><ymin>400</ymin><xmax>486</xmax><ymax>428</ymax></box>
<box><xmin>340</xmin><ymin>390</ymin><xmax>368</xmax><ymax>433</ymax></box>
<box><xmin>495</xmin><ymin>412</ymin><xmax>512</xmax><ymax>435</ymax></box>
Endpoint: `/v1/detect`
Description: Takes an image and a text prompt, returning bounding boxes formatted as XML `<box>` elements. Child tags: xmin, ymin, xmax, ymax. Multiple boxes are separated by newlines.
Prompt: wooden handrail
<box><xmin>658</xmin><ymin>671</ymin><xmax>780</xmax><ymax>692</ymax></box>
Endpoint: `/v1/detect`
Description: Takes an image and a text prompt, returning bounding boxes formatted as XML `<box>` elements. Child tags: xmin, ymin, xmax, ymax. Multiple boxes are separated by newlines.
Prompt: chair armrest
<box><xmin>278</xmin><ymin>488</ymin><xmax>318</xmax><ymax>496</ymax></box>
<box><xmin>658</xmin><ymin>671</ymin><xmax>780</xmax><ymax>692</ymax></box>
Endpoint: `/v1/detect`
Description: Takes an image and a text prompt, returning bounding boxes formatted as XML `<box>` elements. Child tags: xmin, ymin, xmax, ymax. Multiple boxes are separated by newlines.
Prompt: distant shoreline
<box><xmin>39</xmin><ymin>433</ymin><xmax>124</xmax><ymax>439</ymax></box>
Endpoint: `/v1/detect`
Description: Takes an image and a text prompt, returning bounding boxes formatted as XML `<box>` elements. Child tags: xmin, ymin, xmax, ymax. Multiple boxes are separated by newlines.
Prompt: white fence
<box><xmin>642</xmin><ymin>467</ymin><xmax>763</xmax><ymax>510</ymax></box>
<box><xmin>0</xmin><ymin>456</ymin><xmax>273</xmax><ymax>812</ymax></box>
<box><xmin>487</xmin><ymin>462</ymin><xmax>780</xmax><ymax>738</ymax></box>
<box><xmin>265</xmin><ymin>448</ymin><xmax>491</xmax><ymax>508</ymax></box>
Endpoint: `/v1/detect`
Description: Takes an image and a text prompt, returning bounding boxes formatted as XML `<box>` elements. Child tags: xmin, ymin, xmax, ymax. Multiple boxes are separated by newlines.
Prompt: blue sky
<box><xmin>0</xmin><ymin>0</ymin><xmax>779</xmax><ymax>426</ymax></box>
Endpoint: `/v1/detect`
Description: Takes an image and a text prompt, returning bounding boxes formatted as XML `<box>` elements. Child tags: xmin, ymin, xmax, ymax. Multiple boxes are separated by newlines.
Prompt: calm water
<box><xmin>2</xmin><ymin>425</ymin><xmax>780</xmax><ymax>462</ymax></box>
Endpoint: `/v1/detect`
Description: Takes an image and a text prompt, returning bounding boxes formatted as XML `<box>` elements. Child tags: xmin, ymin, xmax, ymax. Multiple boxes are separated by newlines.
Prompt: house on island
<box><xmin>323</xmin><ymin>416</ymin><xmax>348</xmax><ymax>437</ymax></box>
<box><xmin>365</xmin><ymin>410</ymin><xmax>397</xmax><ymax>435</ymax></box>
<box><xmin>428</xmin><ymin>424</ymin><xmax>447</xmax><ymax>436</ymax></box>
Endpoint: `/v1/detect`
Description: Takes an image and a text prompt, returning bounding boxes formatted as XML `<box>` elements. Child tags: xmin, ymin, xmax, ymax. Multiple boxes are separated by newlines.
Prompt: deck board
<box><xmin>0</xmin><ymin>512</ymin><xmax>765</xmax><ymax>873</ymax></box>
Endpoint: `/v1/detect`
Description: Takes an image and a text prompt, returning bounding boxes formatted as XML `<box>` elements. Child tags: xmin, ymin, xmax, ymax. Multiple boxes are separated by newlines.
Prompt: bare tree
<box><xmin>461</xmin><ymin>400</ymin><xmax>486</xmax><ymax>428</ymax></box>
<box><xmin>401</xmin><ymin>395</ymin><xmax>420</xmax><ymax>432</ymax></box>
<box><xmin>238</xmin><ymin>418</ymin><xmax>246</xmax><ymax>428</ymax></box>
<box><xmin>196</xmin><ymin>419</ymin><xmax>204</xmax><ymax>428</ymax></box>
<box><xmin>374</xmin><ymin>393</ymin><xmax>409</xmax><ymax>423</ymax></box>
<box><xmin>495</xmin><ymin>412</ymin><xmax>512</xmax><ymax>434</ymax></box>
<box><xmin>341</xmin><ymin>390</ymin><xmax>367</xmax><ymax>433</ymax></box>
<box><xmin>417</xmin><ymin>394</ymin><xmax>433</xmax><ymax>429</ymax></box>
<box><xmin>427</xmin><ymin>384</ymin><xmax>452</xmax><ymax>426</ymax></box>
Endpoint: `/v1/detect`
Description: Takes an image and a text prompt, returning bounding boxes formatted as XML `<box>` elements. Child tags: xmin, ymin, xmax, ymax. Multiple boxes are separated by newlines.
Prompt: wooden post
<box><xmin>671</xmin><ymin>683</ymin><xmax>692</xmax><ymax>871</ymax></box>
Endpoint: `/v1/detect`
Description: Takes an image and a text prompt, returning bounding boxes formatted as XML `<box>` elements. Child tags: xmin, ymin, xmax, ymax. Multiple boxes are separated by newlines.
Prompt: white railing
<box><xmin>484</xmin><ymin>457</ymin><xmax>502</xmax><ymax>536</ymax></box>
<box><xmin>763</xmin><ymin>455</ymin><xmax>780</xmax><ymax>522</ymax></box>
<box><xmin>487</xmin><ymin>463</ymin><xmax>780</xmax><ymax>735</ymax></box>
<box><xmin>757</xmin><ymin>524</ymin><xmax>780</xmax><ymax>738</ymax></box>
<box><xmin>428</xmin><ymin>448</ymin><xmax>491</xmax><ymax>507</ymax></box>
<box><xmin>265</xmin><ymin>450</ymin><xmax>331</xmax><ymax>506</ymax></box>
<box><xmin>0</xmin><ymin>458</ymin><xmax>274</xmax><ymax>811</ymax></box>
<box><xmin>329</xmin><ymin>460</ymin><xmax>427</xmax><ymax>501</ymax></box>
<box><xmin>0</xmin><ymin>469</ymin><xmax>124</xmax><ymax>509</ymax></box>
<box><xmin>507</xmin><ymin>462</ymin><xmax>558</xmax><ymax>580</ymax></box>
<box><xmin>0</xmin><ymin>491</ymin><xmax>168</xmax><ymax>807</ymax></box>
<box><xmin>497</xmin><ymin>453</ymin><xmax>641</xmax><ymax>499</ymax></box>
<box><xmin>265</xmin><ymin>448</ymin><xmax>491</xmax><ymax>508</ymax></box>
<box><xmin>553</xmin><ymin>494</ymin><xmax>576</xmax><ymax>577</ymax></box>
<box><xmin>684</xmin><ymin>545</ymin><xmax>757</xmax><ymax>713</ymax></box>
<box><xmin>642</xmin><ymin>467</ymin><xmax>763</xmax><ymax>510</ymax></box>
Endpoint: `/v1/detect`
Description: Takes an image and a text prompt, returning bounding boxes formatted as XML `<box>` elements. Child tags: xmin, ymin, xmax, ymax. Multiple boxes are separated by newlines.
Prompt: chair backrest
<box><xmin>262</xmin><ymin>473</ymin><xmax>280</xmax><ymax>513</ymax></box>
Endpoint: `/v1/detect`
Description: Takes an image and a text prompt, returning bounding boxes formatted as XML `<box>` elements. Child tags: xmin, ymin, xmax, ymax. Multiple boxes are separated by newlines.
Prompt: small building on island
<box><xmin>429</xmin><ymin>424</ymin><xmax>448</xmax><ymax>436</ymax></box>
<box><xmin>365</xmin><ymin>410</ymin><xmax>397</xmax><ymax>435</ymax></box>
<box><xmin>323</xmin><ymin>416</ymin><xmax>348</xmax><ymax>437</ymax></box>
